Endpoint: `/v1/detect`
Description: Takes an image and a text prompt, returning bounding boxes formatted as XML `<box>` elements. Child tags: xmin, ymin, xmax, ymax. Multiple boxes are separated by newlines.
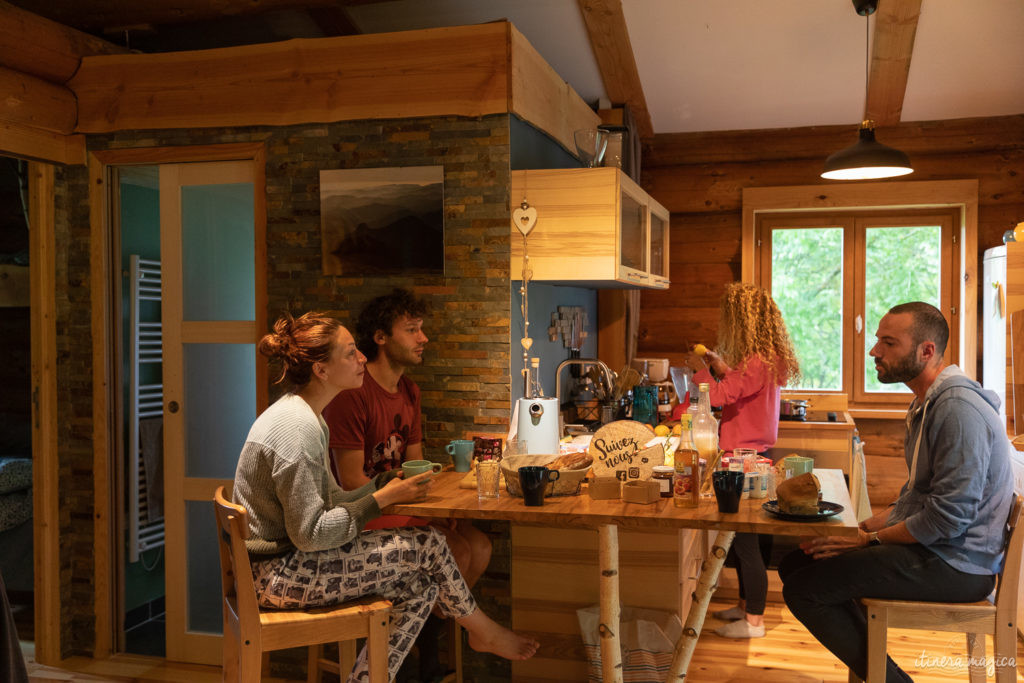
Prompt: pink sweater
<box><xmin>693</xmin><ymin>355</ymin><xmax>781</xmax><ymax>454</ymax></box>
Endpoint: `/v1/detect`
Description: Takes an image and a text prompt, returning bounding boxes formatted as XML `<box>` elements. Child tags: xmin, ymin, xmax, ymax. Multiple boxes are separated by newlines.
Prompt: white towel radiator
<box><xmin>128</xmin><ymin>255</ymin><xmax>165</xmax><ymax>562</ymax></box>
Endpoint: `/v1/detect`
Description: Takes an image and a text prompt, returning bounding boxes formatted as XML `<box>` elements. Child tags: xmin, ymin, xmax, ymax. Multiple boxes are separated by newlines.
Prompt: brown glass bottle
<box><xmin>673</xmin><ymin>430</ymin><xmax>700</xmax><ymax>508</ymax></box>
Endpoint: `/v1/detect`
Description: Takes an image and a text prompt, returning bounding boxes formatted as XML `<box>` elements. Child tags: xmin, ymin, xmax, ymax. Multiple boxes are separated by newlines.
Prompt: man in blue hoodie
<box><xmin>780</xmin><ymin>301</ymin><xmax>1013</xmax><ymax>682</ymax></box>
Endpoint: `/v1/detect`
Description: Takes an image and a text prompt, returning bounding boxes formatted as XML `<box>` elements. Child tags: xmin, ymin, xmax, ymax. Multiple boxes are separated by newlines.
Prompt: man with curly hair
<box><xmin>323</xmin><ymin>288</ymin><xmax>492</xmax><ymax>681</ymax></box>
<box><xmin>688</xmin><ymin>282</ymin><xmax>801</xmax><ymax>639</ymax></box>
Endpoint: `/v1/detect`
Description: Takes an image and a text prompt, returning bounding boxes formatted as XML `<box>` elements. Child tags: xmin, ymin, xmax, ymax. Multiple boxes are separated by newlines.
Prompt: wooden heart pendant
<box><xmin>512</xmin><ymin>205</ymin><xmax>537</xmax><ymax>236</ymax></box>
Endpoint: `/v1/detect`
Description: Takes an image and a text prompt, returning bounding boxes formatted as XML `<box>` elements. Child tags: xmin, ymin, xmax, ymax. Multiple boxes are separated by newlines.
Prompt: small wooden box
<box><xmin>622</xmin><ymin>480</ymin><xmax>660</xmax><ymax>505</ymax></box>
<box><xmin>587</xmin><ymin>477</ymin><xmax>621</xmax><ymax>500</ymax></box>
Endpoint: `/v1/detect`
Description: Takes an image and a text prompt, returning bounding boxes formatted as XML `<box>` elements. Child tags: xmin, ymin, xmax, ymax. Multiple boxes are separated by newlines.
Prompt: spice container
<box><xmin>652</xmin><ymin>466</ymin><xmax>674</xmax><ymax>498</ymax></box>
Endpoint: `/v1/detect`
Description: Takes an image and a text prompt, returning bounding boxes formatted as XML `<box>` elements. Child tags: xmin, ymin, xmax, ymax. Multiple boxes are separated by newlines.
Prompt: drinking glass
<box><xmin>476</xmin><ymin>460</ymin><xmax>500</xmax><ymax>499</ymax></box>
<box><xmin>573</xmin><ymin>129</ymin><xmax>608</xmax><ymax>168</ymax></box>
<box><xmin>503</xmin><ymin>438</ymin><xmax>528</xmax><ymax>458</ymax></box>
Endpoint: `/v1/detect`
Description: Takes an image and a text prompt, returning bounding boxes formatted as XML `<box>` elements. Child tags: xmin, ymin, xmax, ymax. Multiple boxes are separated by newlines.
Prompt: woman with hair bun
<box><xmin>233</xmin><ymin>312</ymin><xmax>538</xmax><ymax>681</ymax></box>
<box><xmin>688</xmin><ymin>283</ymin><xmax>801</xmax><ymax>639</ymax></box>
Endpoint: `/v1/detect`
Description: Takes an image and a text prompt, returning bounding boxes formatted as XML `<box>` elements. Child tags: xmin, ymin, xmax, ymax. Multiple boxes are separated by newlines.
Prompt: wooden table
<box><xmin>385</xmin><ymin>468</ymin><xmax>858</xmax><ymax>682</ymax></box>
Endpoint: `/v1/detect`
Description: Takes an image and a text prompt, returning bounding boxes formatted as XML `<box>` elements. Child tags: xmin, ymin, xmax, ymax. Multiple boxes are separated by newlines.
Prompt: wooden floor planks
<box><xmin>21</xmin><ymin>600</ymin><xmax>1024</xmax><ymax>681</ymax></box>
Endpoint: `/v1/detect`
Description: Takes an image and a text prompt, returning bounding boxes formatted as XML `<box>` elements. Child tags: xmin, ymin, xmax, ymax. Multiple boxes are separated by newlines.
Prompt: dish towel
<box><xmin>139</xmin><ymin>417</ymin><xmax>164</xmax><ymax>522</ymax></box>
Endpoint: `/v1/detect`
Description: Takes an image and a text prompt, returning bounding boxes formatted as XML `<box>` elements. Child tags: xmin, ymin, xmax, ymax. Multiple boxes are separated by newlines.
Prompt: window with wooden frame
<box><xmin>755</xmin><ymin>208</ymin><xmax>961</xmax><ymax>409</ymax></box>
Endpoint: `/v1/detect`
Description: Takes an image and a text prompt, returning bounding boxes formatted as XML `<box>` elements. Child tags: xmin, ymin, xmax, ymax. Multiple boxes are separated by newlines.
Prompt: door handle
<box><xmin>167</xmin><ymin>400</ymin><xmax>180</xmax><ymax>413</ymax></box>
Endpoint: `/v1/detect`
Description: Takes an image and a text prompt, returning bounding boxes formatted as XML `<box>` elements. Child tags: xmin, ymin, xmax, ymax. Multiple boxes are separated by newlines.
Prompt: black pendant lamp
<box><xmin>821</xmin><ymin>0</ymin><xmax>913</xmax><ymax>181</ymax></box>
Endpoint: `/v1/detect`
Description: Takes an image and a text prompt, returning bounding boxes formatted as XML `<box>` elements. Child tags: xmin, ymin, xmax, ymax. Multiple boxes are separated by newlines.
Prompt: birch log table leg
<box><xmin>598</xmin><ymin>524</ymin><xmax>623</xmax><ymax>683</ymax></box>
<box><xmin>666</xmin><ymin>530</ymin><xmax>735</xmax><ymax>680</ymax></box>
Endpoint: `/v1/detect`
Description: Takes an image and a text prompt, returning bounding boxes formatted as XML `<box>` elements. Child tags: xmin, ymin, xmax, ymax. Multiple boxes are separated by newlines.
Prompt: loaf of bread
<box><xmin>776</xmin><ymin>472</ymin><xmax>821</xmax><ymax>514</ymax></box>
<box><xmin>546</xmin><ymin>452</ymin><xmax>594</xmax><ymax>471</ymax></box>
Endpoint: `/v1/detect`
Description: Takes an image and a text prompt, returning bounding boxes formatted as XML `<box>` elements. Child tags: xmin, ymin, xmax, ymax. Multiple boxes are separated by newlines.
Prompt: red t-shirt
<box><xmin>693</xmin><ymin>355</ymin><xmax>782</xmax><ymax>454</ymax></box>
<box><xmin>324</xmin><ymin>371</ymin><xmax>423</xmax><ymax>476</ymax></box>
<box><xmin>322</xmin><ymin>371</ymin><xmax>427</xmax><ymax>530</ymax></box>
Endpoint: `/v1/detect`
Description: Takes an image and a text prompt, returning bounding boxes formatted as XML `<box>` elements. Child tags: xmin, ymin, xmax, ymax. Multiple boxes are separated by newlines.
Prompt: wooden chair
<box><xmin>311</xmin><ymin>620</ymin><xmax>463</xmax><ymax>682</ymax></box>
<box><xmin>849</xmin><ymin>493</ymin><xmax>1023</xmax><ymax>683</ymax></box>
<box><xmin>213</xmin><ymin>486</ymin><xmax>392</xmax><ymax>682</ymax></box>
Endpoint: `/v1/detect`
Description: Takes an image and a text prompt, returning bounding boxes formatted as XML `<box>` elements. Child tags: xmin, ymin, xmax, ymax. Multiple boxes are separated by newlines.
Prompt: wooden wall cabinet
<box><xmin>511</xmin><ymin>167</ymin><xmax>670</xmax><ymax>289</ymax></box>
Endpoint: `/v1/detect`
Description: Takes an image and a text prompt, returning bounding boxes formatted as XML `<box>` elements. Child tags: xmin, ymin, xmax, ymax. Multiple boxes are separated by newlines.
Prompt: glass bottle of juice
<box><xmin>692</xmin><ymin>382</ymin><xmax>719</xmax><ymax>461</ymax></box>
<box><xmin>673</xmin><ymin>427</ymin><xmax>700</xmax><ymax>508</ymax></box>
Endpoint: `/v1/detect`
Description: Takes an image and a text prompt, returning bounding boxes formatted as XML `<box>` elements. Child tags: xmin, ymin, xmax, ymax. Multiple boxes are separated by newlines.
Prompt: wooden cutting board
<box><xmin>587</xmin><ymin>420</ymin><xmax>659</xmax><ymax>481</ymax></box>
<box><xmin>1011</xmin><ymin>310</ymin><xmax>1024</xmax><ymax>435</ymax></box>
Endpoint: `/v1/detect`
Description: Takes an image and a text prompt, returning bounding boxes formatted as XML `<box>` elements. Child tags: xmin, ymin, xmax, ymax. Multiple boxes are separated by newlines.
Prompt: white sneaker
<box><xmin>714</xmin><ymin>619</ymin><xmax>766</xmax><ymax>639</ymax></box>
<box><xmin>711</xmin><ymin>606</ymin><xmax>746</xmax><ymax>621</ymax></box>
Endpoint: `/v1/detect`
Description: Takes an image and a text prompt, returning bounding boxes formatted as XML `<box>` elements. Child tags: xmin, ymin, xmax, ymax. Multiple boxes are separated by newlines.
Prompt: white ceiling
<box><xmin>348</xmin><ymin>0</ymin><xmax>1024</xmax><ymax>134</ymax></box>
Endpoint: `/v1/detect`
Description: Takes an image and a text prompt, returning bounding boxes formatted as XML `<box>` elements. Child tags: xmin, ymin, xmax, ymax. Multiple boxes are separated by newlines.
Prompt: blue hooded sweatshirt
<box><xmin>888</xmin><ymin>365</ymin><xmax>1013</xmax><ymax>575</ymax></box>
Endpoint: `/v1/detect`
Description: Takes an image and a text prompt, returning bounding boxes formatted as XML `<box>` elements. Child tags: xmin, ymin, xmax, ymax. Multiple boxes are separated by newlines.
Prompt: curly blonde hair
<box><xmin>716</xmin><ymin>283</ymin><xmax>800</xmax><ymax>386</ymax></box>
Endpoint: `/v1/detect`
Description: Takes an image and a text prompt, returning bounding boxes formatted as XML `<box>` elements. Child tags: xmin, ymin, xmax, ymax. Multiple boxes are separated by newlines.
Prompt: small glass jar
<box><xmin>652</xmin><ymin>465</ymin><xmax>674</xmax><ymax>498</ymax></box>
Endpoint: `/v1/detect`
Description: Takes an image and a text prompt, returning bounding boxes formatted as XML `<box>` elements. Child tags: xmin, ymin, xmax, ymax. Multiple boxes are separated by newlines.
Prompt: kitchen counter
<box><xmin>778</xmin><ymin>409</ymin><xmax>855</xmax><ymax>427</ymax></box>
<box><xmin>772</xmin><ymin>410</ymin><xmax>856</xmax><ymax>467</ymax></box>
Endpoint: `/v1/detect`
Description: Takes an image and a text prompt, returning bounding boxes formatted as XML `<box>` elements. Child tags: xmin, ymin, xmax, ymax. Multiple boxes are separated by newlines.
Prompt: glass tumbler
<box><xmin>476</xmin><ymin>460</ymin><xmax>500</xmax><ymax>499</ymax></box>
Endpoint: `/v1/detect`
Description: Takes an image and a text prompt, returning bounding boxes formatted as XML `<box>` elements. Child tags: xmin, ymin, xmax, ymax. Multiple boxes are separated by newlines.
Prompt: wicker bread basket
<box><xmin>501</xmin><ymin>453</ymin><xmax>590</xmax><ymax>497</ymax></box>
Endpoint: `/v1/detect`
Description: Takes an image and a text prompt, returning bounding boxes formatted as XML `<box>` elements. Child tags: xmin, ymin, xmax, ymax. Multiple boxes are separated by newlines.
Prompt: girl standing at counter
<box><xmin>233</xmin><ymin>312</ymin><xmax>538</xmax><ymax>681</ymax></box>
<box><xmin>689</xmin><ymin>283</ymin><xmax>800</xmax><ymax>638</ymax></box>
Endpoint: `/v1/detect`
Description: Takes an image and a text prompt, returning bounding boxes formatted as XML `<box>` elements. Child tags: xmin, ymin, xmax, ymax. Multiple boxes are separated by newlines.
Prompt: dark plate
<box><xmin>761</xmin><ymin>500</ymin><xmax>844</xmax><ymax>521</ymax></box>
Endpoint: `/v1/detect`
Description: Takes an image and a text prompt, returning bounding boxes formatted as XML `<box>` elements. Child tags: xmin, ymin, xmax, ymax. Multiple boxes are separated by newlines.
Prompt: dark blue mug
<box><xmin>712</xmin><ymin>470</ymin><xmax>745</xmax><ymax>513</ymax></box>
<box><xmin>518</xmin><ymin>466</ymin><xmax>560</xmax><ymax>506</ymax></box>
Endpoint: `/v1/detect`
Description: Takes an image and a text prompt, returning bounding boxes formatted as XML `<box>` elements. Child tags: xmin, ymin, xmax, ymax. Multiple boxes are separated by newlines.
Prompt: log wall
<box><xmin>0</xmin><ymin>1</ymin><xmax>124</xmax><ymax>163</ymax></box>
<box><xmin>638</xmin><ymin>115</ymin><xmax>1024</xmax><ymax>509</ymax></box>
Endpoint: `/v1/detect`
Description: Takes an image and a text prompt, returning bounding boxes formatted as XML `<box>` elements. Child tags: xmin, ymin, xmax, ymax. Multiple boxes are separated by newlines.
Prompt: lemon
<box><xmin>671</xmin><ymin>423</ymin><xmax>681</xmax><ymax>436</ymax></box>
<box><xmin>654</xmin><ymin>424</ymin><xmax>670</xmax><ymax>437</ymax></box>
<box><xmin>694</xmin><ymin>343</ymin><xmax>708</xmax><ymax>356</ymax></box>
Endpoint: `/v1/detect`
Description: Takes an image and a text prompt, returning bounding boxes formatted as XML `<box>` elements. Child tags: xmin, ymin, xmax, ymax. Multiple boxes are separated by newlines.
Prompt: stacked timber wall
<box><xmin>637</xmin><ymin>115</ymin><xmax>1024</xmax><ymax>509</ymax></box>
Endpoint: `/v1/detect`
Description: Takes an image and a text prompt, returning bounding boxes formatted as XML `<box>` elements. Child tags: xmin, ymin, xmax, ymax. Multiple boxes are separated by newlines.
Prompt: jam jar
<box><xmin>652</xmin><ymin>465</ymin><xmax>674</xmax><ymax>498</ymax></box>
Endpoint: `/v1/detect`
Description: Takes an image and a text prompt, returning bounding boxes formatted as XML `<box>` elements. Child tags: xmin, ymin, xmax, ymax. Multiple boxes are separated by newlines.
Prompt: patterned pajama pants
<box><xmin>251</xmin><ymin>526</ymin><xmax>477</xmax><ymax>682</ymax></box>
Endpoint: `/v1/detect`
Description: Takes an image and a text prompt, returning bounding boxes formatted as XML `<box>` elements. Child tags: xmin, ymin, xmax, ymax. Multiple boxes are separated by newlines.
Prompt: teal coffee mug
<box><xmin>446</xmin><ymin>439</ymin><xmax>475</xmax><ymax>472</ymax></box>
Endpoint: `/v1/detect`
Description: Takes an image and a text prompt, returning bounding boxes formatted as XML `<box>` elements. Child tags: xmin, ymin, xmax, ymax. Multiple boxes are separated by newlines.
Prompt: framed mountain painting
<box><xmin>320</xmin><ymin>165</ymin><xmax>444</xmax><ymax>276</ymax></box>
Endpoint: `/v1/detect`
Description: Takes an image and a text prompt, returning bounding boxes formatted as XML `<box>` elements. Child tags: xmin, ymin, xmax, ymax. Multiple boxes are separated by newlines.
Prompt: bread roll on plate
<box><xmin>776</xmin><ymin>472</ymin><xmax>821</xmax><ymax>515</ymax></box>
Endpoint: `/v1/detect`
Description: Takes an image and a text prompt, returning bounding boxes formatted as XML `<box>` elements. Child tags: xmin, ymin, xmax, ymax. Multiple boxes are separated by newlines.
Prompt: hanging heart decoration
<box><xmin>521</xmin><ymin>337</ymin><xmax>533</xmax><ymax>351</ymax></box>
<box><xmin>512</xmin><ymin>205</ymin><xmax>537</xmax><ymax>236</ymax></box>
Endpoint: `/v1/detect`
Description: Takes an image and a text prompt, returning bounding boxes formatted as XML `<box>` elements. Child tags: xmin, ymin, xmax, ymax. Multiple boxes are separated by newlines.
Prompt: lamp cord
<box><xmin>863</xmin><ymin>11</ymin><xmax>870</xmax><ymax>121</ymax></box>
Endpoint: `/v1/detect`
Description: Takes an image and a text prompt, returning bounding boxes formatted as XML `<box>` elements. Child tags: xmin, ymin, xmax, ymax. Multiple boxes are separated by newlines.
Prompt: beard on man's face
<box><xmin>875</xmin><ymin>348</ymin><xmax>926</xmax><ymax>384</ymax></box>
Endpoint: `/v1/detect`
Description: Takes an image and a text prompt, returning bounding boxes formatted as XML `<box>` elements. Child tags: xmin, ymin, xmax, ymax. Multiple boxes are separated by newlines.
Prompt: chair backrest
<box><xmin>994</xmin><ymin>493</ymin><xmax>1024</xmax><ymax>616</ymax></box>
<box><xmin>214</xmin><ymin>485</ymin><xmax>261</xmax><ymax>628</ymax></box>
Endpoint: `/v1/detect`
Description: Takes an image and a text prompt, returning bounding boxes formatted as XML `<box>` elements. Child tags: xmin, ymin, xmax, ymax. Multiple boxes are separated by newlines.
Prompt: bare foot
<box><xmin>459</xmin><ymin>610</ymin><xmax>539</xmax><ymax>660</ymax></box>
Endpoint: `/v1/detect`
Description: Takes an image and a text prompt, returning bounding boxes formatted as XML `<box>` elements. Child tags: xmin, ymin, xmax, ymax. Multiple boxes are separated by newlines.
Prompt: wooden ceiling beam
<box><xmin>0</xmin><ymin>1</ymin><xmax>126</xmax><ymax>83</ymax></box>
<box><xmin>576</xmin><ymin>0</ymin><xmax>653</xmax><ymax>139</ymax></box>
<box><xmin>865</xmin><ymin>0</ymin><xmax>922</xmax><ymax>126</ymax></box>
<box><xmin>644</xmin><ymin>114</ymin><xmax>1024</xmax><ymax>167</ymax></box>
<box><xmin>0</xmin><ymin>65</ymin><xmax>77</xmax><ymax>134</ymax></box>
<box><xmin>69</xmin><ymin>23</ymin><xmax>513</xmax><ymax>134</ymax></box>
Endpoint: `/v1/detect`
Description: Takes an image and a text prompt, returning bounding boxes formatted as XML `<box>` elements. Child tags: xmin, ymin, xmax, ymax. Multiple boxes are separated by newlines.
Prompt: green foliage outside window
<box><xmin>771</xmin><ymin>228</ymin><xmax>843</xmax><ymax>390</ymax></box>
<box><xmin>770</xmin><ymin>225</ymin><xmax>941</xmax><ymax>393</ymax></box>
<box><xmin>863</xmin><ymin>226</ymin><xmax>942</xmax><ymax>392</ymax></box>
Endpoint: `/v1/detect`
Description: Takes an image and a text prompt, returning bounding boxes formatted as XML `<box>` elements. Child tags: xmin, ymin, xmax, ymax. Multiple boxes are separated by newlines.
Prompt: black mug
<box><xmin>712</xmin><ymin>470</ymin><xmax>744</xmax><ymax>513</ymax></box>
<box><xmin>518</xmin><ymin>466</ymin><xmax>559</xmax><ymax>506</ymax></box>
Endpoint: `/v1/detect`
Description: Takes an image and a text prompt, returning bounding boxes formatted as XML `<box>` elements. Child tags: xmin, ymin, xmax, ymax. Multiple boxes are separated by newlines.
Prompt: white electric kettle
<box><xmin>515</xmin><ymin>397</ymin><xmax>560</xmax><ymax>455</ymax></box>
